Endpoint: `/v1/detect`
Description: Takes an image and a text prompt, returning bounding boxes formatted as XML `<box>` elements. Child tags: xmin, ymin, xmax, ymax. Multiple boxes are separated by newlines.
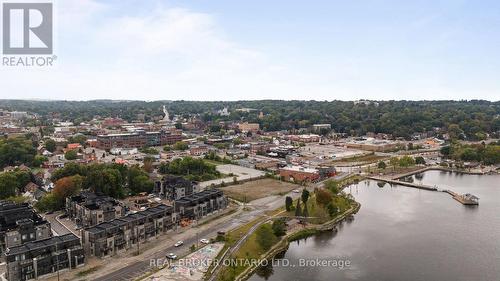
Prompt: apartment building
<box><xmin>174</xmin><ymin>189</ymin><xmax>228</xmax><ymax>220</ymax></box>
<box><xmin>96</xmin><ymin>129</ymin><xmax>182</xmax><ymax>149</ymax></box>
<box><xmin>5</xmin><ymin>234</ymin><xmax>84</xmax><ymax>281</ymax></box>
<box><xmin>0</xmin><ymin>202</ymin><xmax>51</xmax><ymax>257</ymax></box>
<box><xmin>154</xmin><ymin>175</ymin><xmax>200</xmax><ymax>200</ymax></box>
<box><xmin>81</xmin><ymin>204</ymin><xmax>175</xmax><ymax>257</ymax></box>
<box><xmin>66</xmin><ymin>192</ymin><xmax>125</xmax><ymax>228</ymax></box>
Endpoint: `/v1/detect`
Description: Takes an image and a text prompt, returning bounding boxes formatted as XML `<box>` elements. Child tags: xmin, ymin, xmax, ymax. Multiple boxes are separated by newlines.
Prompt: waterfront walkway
<box><xmin>367</xmin><ymin>176</ymin><xmax>479</xmax><ymax>205</ymax></box>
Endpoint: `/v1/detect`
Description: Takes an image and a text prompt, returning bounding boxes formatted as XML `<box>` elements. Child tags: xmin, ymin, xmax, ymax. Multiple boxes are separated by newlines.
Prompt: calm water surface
<box><xmin>249</xmin><ymin>171</ymin><xmax>500</xmax><ymax>281</ymax></box>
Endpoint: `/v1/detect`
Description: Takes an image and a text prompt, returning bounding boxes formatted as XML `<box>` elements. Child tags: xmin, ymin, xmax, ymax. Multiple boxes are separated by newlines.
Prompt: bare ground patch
<box><xmin>219</xmin><ymin>178</ymin><xmax>300</xmax><ymax>202</ymax></box>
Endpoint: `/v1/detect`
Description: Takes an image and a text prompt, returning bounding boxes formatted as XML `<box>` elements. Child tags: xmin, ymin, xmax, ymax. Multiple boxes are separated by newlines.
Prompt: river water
<box><xmin>249</xmin><ymin>170</ymin><xmax>500</xmax><ymax>281</ymax></box>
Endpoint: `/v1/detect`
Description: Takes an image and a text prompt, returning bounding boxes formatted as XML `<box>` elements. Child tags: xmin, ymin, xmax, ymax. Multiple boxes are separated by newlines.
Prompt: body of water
<box><xmin>249</xmin><ymin>170</ymin><xmax>500</xmax><ymax>281</ymax></box>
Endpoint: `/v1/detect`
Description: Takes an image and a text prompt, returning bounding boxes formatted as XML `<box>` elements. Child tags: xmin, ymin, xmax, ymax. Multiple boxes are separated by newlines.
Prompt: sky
<box><xmin>1</xmin><ymin>0</ymin><xmax>500</xmax><ymax>101</ymax></box>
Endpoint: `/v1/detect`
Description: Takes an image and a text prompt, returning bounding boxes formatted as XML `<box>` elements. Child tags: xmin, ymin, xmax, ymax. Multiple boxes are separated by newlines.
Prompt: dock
<box><xmin>367</xmin><ymin>176</ymin><xmax>479</xmax><ymax>206</ymax></box>
<box><xmin>367</xmin><ymin>176</ymin><xmax>438</xmax><ymax>191</ymax></box>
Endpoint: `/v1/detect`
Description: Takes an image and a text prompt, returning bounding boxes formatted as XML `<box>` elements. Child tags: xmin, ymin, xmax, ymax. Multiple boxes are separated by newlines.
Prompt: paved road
<box><xmin>93</xmin><ymin>185</ymin><xmax>306</xmax><ymax>281</ymax></box>
<box><xmin>43</xmin><ymin>213</ymin><xmax>72</xmax><ymax>236</ymax></box>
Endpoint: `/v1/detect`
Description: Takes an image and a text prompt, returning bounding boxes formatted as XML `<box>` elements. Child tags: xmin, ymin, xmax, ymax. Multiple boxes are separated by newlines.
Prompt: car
<box><xmin>217</xmin><ymin>230</ymin><xmax>226</xmax><ymax>236</ymax></box>
<box><xmin>174</xmin><ymin>241</ymin><xmax>183</xmax><ymax>247</ymax></box>
<box><xmin>199</xmin><ymin>238</ymin><xmax>210</xmax><ymax>244</ymax></box>
<box><xmin>166</xmin><ymin>253</ymin><xmax>177</xmax><ymax>259</ymax></box>
<box><xmin>292</xmin><ymin>189</ymin><xmax>300</xmax><ymax>193</ymax></box>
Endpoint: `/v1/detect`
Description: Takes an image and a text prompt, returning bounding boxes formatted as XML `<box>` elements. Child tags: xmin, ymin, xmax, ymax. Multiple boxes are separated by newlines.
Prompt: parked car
<box><xmin>166</xmin><ymin>253</ymin><xmax>177</xmax><ymax>259</ymax></box>
<box><xmin>174</xmin><ymin>241</ymin><xmax>184</xmax><ymax>247</ymax></box>
<box><xmin>293</xmin><ymin>189</ymin><xmax>300</xmax><ymax>193</ymax></box>
<box><xmin>200</xmin><ymin>238</ymin><xmax>210</xmax><ymax>244</ymax></box>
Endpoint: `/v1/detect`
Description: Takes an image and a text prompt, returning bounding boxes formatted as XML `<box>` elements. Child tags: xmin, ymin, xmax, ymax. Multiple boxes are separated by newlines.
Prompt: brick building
<box><xmin>279</xmin><ymin>166</ymin><xmax>320</xmax><ymax>182</ymax></box>
<box><xmin>96</xmin><ymin>129</ymin><xmax>182</xmax><ymax>150</ymax></box>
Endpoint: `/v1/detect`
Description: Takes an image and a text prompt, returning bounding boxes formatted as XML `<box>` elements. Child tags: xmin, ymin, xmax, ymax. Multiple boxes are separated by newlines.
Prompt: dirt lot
<box><xmin>220</xmin><ymin>178</ymin><xmax>300</xmax><ymax>202</ymax></box>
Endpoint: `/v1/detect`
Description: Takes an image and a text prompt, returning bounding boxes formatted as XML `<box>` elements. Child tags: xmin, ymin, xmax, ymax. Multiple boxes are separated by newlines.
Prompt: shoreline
<box><xmin>389</xmin><ymin>166</ymin><xmax>494</xmax><ymax>180</ymax></box>
<box><xmin>235</xmin><ymin>201</ymin><xmax>361</xmax><ymax>281</ymax></box>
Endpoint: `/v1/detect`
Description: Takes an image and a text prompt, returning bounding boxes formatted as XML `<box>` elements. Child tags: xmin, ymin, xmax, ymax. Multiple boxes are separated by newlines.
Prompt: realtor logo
<box><xmin>2</xmin><ymin>2</ymin><xmax>53</xmax><ymax>55</ymax></box>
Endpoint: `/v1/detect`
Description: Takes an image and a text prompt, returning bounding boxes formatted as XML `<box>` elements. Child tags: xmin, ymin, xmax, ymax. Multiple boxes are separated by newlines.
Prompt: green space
<box><xmin>441</xmin><ymin>141</ymin><xmax>500</xmax><ymax>165</ymax></box>
<box><xmin>158</xmin><ymin>156</ymin><xmax>222</xmax><ymax>181</ymax></box>
<box><xmin>36</xmin><ymin>162</ymin><xmax>154</xmax><ymax>212</ymax></box>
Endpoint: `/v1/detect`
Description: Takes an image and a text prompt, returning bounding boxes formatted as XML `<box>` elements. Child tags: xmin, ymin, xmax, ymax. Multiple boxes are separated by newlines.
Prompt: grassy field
<box><xmin>219</xmin><ymin>178</ymin><xmax>300</xmax><ymax>202</ymax></box>
<box><xmin>218</xmin><ymin>221</ymin><xmax>278</xmax><ymax>281</ymax></box>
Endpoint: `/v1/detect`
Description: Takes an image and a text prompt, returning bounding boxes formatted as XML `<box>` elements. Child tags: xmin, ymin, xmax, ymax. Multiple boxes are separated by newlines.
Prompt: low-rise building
<box><xmin>346</xmin><ymin>138</ymin><xmax>400</xmax><ymax>152</ymax></box>
<box><xmin>174</xmin><ymin>189</ymin><xmax>227</xmax><ymax>220</ymax></box>
<box><xmin>154</xmin><ymin>176</ymin><xmax>199</xmax><ymax>200</ymax></box>
<box><xmin>237</xmin><ymin>122</ymin><xmax>260</xmax><ymax>132</ymax></box>
<box><xmin>5</xmin><ymin>233</ymin><xmax>84</xmax><ymax>281</ymax></box>
<box><xmin>81</xmin><ymin>204</ymin><xmax>175</xmax><ymax>257</ymax></box>
<box><xmin>0</xmin><ymin>202</ymin><xmax>51</xmax><ymax>257</ymax></box>
<box><xmin>279</xmin><ymin>166</ymin><xmax>320</xmax><ymax>182</ymax></box>
<box><xmin>97</xmin><ymin>129</ymin><xmax>182</xmax><ymax>150</ymax></box>
<box><xmin>286</xmin><ymin>134</ymin><xmax>321</xmax><ymax>143</ymax></box>
<box><xmin>189</xmin><ymin>145</ymin><xmax>209</xmax><ymax>156</ymax></box>
<box><xmin>312</xmin><ymin>124</ymin><xmax>331</xmax><ymax>132</ymax></box>
<box><xmin>66</xmin><ymin>192</ymin><xmax>125</xmax><ymax>228</ymax></box>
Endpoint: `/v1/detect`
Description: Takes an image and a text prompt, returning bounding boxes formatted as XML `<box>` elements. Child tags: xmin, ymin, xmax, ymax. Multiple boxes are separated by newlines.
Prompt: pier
<box><xmin>367</xmin><ymin>176</ymin><xmax>479</xmax><ymax>206</ymax></box>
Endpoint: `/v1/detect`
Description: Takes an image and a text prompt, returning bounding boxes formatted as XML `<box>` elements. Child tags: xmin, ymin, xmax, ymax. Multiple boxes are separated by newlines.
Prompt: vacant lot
<box><xmin>220</xmin><ymin>178</ymin><xmax>299</xmax><ymax>202</ymax></box>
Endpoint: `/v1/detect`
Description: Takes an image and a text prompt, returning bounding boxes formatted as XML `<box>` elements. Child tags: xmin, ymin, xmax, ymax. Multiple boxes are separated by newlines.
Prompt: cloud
<box><xmin>1</xmin><ymin>1</ymin><xmax>498</xmax><ymax>101</ymax></box>
<box><xmin>2</xmin><ymin>1</ymin><xmax>303</xmax><ymax>101</ymax></box>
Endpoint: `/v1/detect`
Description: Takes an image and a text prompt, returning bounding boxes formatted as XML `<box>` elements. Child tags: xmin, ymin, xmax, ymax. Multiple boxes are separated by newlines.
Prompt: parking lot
<box><xmin>199</xmin><ymin>164</ymin><xmax>265</xmax><ymax>188</ymax></box>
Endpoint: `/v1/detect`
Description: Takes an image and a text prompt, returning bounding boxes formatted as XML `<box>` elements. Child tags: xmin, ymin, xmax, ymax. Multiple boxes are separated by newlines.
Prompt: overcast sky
<box><xmin>2</xmin><ymin>0</ymin><xmax>500</xmax><ymax>101</ymax></box>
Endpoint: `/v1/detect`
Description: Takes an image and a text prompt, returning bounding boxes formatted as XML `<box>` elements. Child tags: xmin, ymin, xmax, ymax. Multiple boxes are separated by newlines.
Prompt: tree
<box><xmin>64</xmin><ymin>150</ymin><xmax>78</xmax><ymax>160</ymax></box>
<box><xmin>143</xmin><ymin>157</ymin><xmax>154</xmax><ymax>173</ymax></box>
<box><xmin>315</xmin><ymin>188</ymin><xmax>333</xmax><ymax>206</ymax></box>
<box><xmin>35</xmin><ymin>193</ymin><xmax>59</xmax><ymax>212</ymax></box>
<box><xmin>378</xmin><ymin>161</ymin><xmax>387</xmax><ymax>170</ymax></box>
<box><xmin>302</xmin><ymin>203</ymin><xmax>309</xmax><ymax>218</ymax></box>
<box><xmin>51</xmin><ymin>162</ymin><xmax>86</xmax><ymax>182</ymax></box>
<box><xmin>301</xmin><ymin>189</ymin><xmax>310</xmax><ymax>205</ymax></box>
<box><xmin>325</xmin><ymin>180</ymin><xmax>340</xmax><ymax>194</ymax></box>
<box><xmin>295</xmin><ymin>199</ymin><xmax>302</xmax><ymax>217</ymax></box>
<box><xmin>326</xmin><ymin>202</ymin><xmax>338</xmax><ymax>217</ymax></box>
<box><xmin>0</xmin><ymin>173</ymin><xmax>18</xmax><ymax>199</ymax></box>
<box><xmin>255</xmin><ymin>224</ymin><xmax>278</xmax><ymax>251</ymax></box>
<box><xmin>128</xmin><ymin>166</ymin><xmax>154</xmax><ymax>194</ymax></box>
<box><xmin>285</xmin><ymin>196</ymin><xmax>293</xmax><ymax>212</ymax></box>
<box><xmin>173</xmin><ymin>141</ymin><xmax>188</xmax><ymax>151</ymax></box>
<box><xmin>440</xmin><ymin>145</ymin><xmax>452</xmax><ymax>157</ymax></box>
<box><xmin>272</xmin><ymin>219</ymin><xmax>287</xmax><ymax>237</ymax></box>
<box><xmin>0</xmin><ymin>137</ymin><xmax>37</xmax><ymax>168</ymax></box>
<box><xmin>45</xmin><ymin>139</ymin><xmax>56</xmax><ymax>152</ymax></box>
<box><xmin>398</xmin><ymin>156</ymin><xmax>415</xmax><ymax>167</ymax></box>
<box><xmin>33</xmin><ymin>155</ymin><xmax>48</xmax><ymax>167</ymax></box>
<box><xmin>415</xmin><ymin>156</ymin><xmax>426</xmax><ymax>165</ymax></box>
<box><xmin>389</xmin><ymin>157</ymin><xmax>399</xmax><ymax>170</ymax></box>
<box><xmin>448</xmin><ymin>124</ymin><xmax>464</xmax><ymax>140</ymax></box>
<box><xmin>67</xmin><ymin>135</ymin><xmax>87</xmax><ymax>145</ymax></box>
<box><xmin>52</xmin><ymin>175</ymin><xmax>83</xmax><ymax>208</ymax></box>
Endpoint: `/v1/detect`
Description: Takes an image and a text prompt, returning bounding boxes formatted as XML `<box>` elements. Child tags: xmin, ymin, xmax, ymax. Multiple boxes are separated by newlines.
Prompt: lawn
<box><xmin>219</xmin><ymin>178</ymin><xmax>300</xmax><ymax>202</ymax></box>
